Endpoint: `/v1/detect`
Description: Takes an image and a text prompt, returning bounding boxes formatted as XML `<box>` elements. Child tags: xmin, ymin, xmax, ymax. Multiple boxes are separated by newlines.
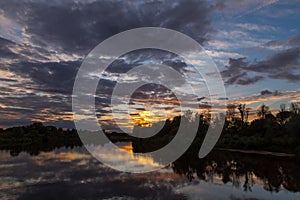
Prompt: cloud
<box><xmin>236</xmin><ymin>76</ymin><xmax>264</xmax><ymax>85</ymax></box>
<box><xmin>221</xmin><ymin>47</ymin><xmax>300</xmax><ymax>85</ymax></box>
<box><xmin>269</xmin><ymin>72</ymin><xmax>300</xmax><ymax>82</ymax></box>
<box><xmin>0</xmin><ymin>38</ymin><xmax>82</xmax><ymax>95</ymax></box>
<box><xmin>214</xmin><ymin>1</ymin><xmax>226</xmax><ymax>11</ymax></box>
<box><xmin>287</xmin><ymin>35</ymin><xmax>300</xmax><ymax>46</ymax></box>
<box><xmin>0</xmin><ymin>0</ymin><xmax>213</xmax><ymax>56</ymax></box>
<box><xmin>221</xmin><ymin>58</ymin><xmax>257</xmax><ymax>85</ymax></box>
<box><xmin>0</xmin><ymin>0</ymin><xmax>216</xmax><ymax>128</ymax></box>
<box><xmin>0</xmin><ymin>93</ymin><xmax>74</xmax><ymax>128</ymax></box>
<box><xmin>235</xmin><ymin>0</ymin><xmax>279</xmax><ymax>18</ymax></box>
<box><xmin>230</xmin><ymin>89</ymin><xmax>300</xmax><ymax>107</ymax></box>
<box><xmin>205</xmin><ymin>49</ymin><xmax>243</xmax><ymax>59</ymax></box>
<box><xmin>260</xmin><ymin>90</ymin><xmax>273</xmax><ymax>95</ymax></box>
<box><xmin>208</xmin><ymin>29</ymin><xmax>268</xmax><ymax>50</ymax></box>
<box><xmin>0</xmin><ymin>40</ymin><xmax>81</xmax><ymax>128</ymax></box>
<box><xmin>0</xmin><ymin>13</ymin><xmax>22</xmax><ymax>43</ymax></box>
<box><xmin>235</xmin><ymin>23</ymin><xmax>276</xmax><ymax>32</ymax></box>
<box><xmin>0</xmin><ymin>40</ymin><xmax>198</xmax><ymax>129</ymax></box>
<box><xmin>247</xmin><ymin>47</ymin><xmax>300</xmax><ymax>82</ymax></box>
<box><xmin>0</xmin><ymin>37</ymin><xmax>16</xmax><ymax>59</ymax></box>
<box><xmin>213</xmin><ymin>0</ymin><xmax>279</xmax><ymax>18</ymax></box>
<box><xmin>263</xmin><ymin>35</ymin><xmax>300</xmax><ymax>49</ymax></box>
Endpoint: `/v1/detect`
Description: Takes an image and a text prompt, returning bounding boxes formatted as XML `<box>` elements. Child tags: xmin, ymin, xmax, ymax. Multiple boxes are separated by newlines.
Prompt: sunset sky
<box><xmin>0</xmin><ymin>0</ymin><xmax>299</xmax><ymax>130</ymax></box>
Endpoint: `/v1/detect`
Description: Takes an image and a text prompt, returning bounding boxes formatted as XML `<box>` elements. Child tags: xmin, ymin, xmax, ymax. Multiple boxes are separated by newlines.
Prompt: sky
<box><xmin>0</xmin><ymin>0</ymin><xmax>299</xmax><ymax>130</ymax></box>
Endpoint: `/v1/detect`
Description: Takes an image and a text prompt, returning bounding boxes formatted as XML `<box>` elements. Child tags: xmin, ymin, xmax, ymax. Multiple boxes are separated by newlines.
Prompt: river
<box><xmin>0</xmin><ymin>143</ymin><xmax>299</xmax><ymax>200</ymax></box>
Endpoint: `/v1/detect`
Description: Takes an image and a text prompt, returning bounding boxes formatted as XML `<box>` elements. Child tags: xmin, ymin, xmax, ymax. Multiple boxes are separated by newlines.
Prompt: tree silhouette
<box><xmin>227</xmin><ymin>104</ymin><xmax>236</xmax><ymax>121</ymax></box>
<box><xmin>280</xmin><ymin>104</ymin><xmax>286</xmax><ymax>112</ymax></box>
<box><xmin>238</xmin><ymin>104</ymin><xmax>246</xmax><ymax>123</ymax></box>
<box><xmin>257</xmin><ymin>104</ymin><xmax>269</xmax><ymax>119</ymax></box>
<box><xmin>276</xmin><ymin>110</ymin><xmax>292</xmax><ymax>127</ymax></box>
<box><xmin>245</xmin><ymin>107</ymin><xmax>251</xmax><ymax>123</ymax></box>
<box><xmin>291</xmin><ymin>102</ymin><xmax>300</xmax><ymax>114</ymax></box>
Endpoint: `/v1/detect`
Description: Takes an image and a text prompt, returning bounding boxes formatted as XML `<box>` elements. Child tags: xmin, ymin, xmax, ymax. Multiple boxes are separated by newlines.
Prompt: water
<box><xmin>0</xmin><ymin>143</ymin><xmax>299</xmax><ymax>200</ymax></box>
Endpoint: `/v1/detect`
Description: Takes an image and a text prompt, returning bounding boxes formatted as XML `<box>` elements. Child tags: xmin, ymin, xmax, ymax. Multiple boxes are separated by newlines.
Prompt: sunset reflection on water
<box><xmin>87</xmin><ymin>142</ymin><xmax>164</xmax><ymax>172</ymax></box>
<box><xmin>1</xmin><ymin>146</ymin><xmax>300</xmax><ymax>200</ymax></box>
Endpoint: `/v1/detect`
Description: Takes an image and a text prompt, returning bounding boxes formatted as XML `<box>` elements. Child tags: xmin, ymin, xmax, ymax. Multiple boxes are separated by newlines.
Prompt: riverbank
<box><xmin>215</xmin><ymin>148</ymin><xmax>296</xmax><ymax>157</ymax></box>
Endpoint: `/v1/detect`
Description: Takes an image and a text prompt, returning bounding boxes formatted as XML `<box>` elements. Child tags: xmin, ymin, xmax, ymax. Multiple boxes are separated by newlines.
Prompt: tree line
<box><xmin>132</xmin><ymin>102</ymin><xmax>300</xmax><ymax>156</ymax></box>
<box><xmin>1</xmin><ymin>102</ymin><xmax>299</xmax><ymax>156</ymax></box>
<box><xmin>218</xmin><ymin>102</ymin><xmax>300</xmax><ymax>154</ymax></box>
<box><xmin>0</xmin><ymin>122</ymin><xmax>82</xmax><ymax>156</ymax></box>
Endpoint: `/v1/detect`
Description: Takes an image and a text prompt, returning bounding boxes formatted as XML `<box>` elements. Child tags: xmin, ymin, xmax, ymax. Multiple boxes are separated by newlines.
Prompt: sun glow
<box><xmin>130</xmin><ymin>111</ymin><xmax>153</xmax><ymax>127</ymax></box>
<box><xmin>130</xmin><ymin>109</ymin><xmax>173</xmax><ymax>127</ymax></box>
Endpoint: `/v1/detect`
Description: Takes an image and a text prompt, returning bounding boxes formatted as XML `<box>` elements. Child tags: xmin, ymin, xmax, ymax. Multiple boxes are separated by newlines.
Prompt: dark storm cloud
<box><xmin>0</xmin><ymin>0</ymin><xmax>213</xmax><ymax>55</ymax></box>
<box><xmin>221</xmin><ymin>57</ymin><xmax>248</xmax><ymax>78</ymax></box>
<box><xmin>269</xmin><ymin>72</ymin><xmax>300</xmax><ymax>82</ymax></box>
<box><xmin>0</xmin><ymin>37</ymin><xmax>16</xmax><ymax>58</ymax></box>
<box><xmin>106</xmin><ymin>49</ymin><xmax>187</xmax><ymax>74</ymax></box>
<box><xmin>1</xmin><ymin>94</ymin><xmax>70</xmax><ymax>112</ymax></box>
<box><xmin>260</xmin><ymin>90</ymin><xmax>273</xmax><ymax>95</ymax></box>
<box><xmin>0</xmin><ymin>37</ymin><xmax>80</xmax><ymax>129</ymax></box>
<box><xmin>224</xmin><ymin>71</ymin><xmax>247</xmax><ymax>85</ymax></box>
<box><xmin>0</xmin><ymin>35</ymin><xmax>79</xmax><ymax>67</ymax></box>
<box><xmin>221</xmin><ymin>47</ymin><xmax>300</xmax><ymax>85</ymax></box>
<box><xmin>287</xmin><ymin>35</ymin><xmax>300</xmax><ymax>46</ymax></box>
<box><xmin>263</xmin><ymin>35</ymin><xmax>300</xmax><ymax>48</ymax></box>
<box><xmin>0</xmin><ymin>36</ymin><xmax>83</xmax><ymax>98</ymax></box>
<box><xmin>0</xmin><ymin>86</ymin><xmax>14</xmax><ymax>95</ymax></box>
<box><xmin>248</xmin><ymin>47</ymin><xmax>300</xmax><ymax>73</ymax></box>
<box><xmin>236</xmin><ymin>75</ymin><xmax>264</xmax><ymax>85</ymax></box>
<box><xmin>94</xmin><ymin>49</ymin><xmax>191</xmax><ymax>110</ymax></box>
<box><xmin>221</xmin><ymin>58</ymin><xmax>255</xmax><ymax>85</ymax></box>
<box><xmin>0</xmin><ymin>39</ymin><xmax>191</xmax><ymax>128</ymax></box>
<box><xmin>0</xmin><ymin>93</ymin><xmax>73</xmax><ymax>127</ymax></box>
<box><xmin>214</xmin><ymin>0</ymin><xmax>226</xmax><ymax>11</ymax></box>
<box><xmin>0</xmin><ymin>0</ymin><xmax>215</xmax><ymax>128</ymax></box>
<box><xmin>0</xmin><ymin>77</ymin><xmax>17</xmax><ymax>82</ymax></box>
<box><xmin>129</xmin><ymin>83</ymin><xmax>177</xmax><ymax>101</ymax></box>
<box><xmin>12</xmin><ymin>60</ymin><xmax>81</xmax><ymax>95</ymax></box>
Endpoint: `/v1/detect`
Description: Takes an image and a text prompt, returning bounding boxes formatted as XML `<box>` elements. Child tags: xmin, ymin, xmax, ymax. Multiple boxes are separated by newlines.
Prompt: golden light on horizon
<box><xmin>130</xmin><ymin>110</ymin><xmax>153</xmax><ymax>127</ymax></box>
<box><xmin>129</xmin><ymin>108</ymin><xmax>176</xmax><ymax>128</ymax></box>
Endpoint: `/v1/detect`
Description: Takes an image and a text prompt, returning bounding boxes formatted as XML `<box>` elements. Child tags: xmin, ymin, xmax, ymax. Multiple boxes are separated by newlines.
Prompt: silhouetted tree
<box><xmin>227</xmin><ymin>104</ymin><xmax>236</xmax><ymax>121</ymax></box>
<box><xmin>280</xmin><ymin>104</ymin><xmax>286</xmax><ymax>112</ymax></box>
<box><xmin>276</xmin><ymin>110</ymin><xmax>292</xmax><ymax>127</ymax></box>
<box><xmin>238</xmin><ymin>104</ymin><xmax>246</xmax><ymax>123</ymax></box>
<box><xmin>257</xmin><ymin>104</ymin><xmax>270</xmax><ymax>119</ymax></box>
<box><xmin>245</xmin><ymin>107</ymin><xmax>251</xmax><ymax>123</ymax></box>
<box><xmin>291</xmin><ymin>102</ymin><xmax>300</xmax><ymax>114</ymax></box>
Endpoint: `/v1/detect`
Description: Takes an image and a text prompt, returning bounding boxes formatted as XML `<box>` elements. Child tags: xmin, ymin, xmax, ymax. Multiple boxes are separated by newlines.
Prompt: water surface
<box><xmin>0</xmin><ymin>144</ymin><xmax>299</xmax><ymax>200</ymax></box>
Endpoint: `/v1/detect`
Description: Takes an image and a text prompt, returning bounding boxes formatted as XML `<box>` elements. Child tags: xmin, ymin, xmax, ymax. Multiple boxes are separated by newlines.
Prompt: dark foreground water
<box><xmin>0</xmin><ymin>143</ymin><xmax>300</xmax><ymax>200</ymax></box>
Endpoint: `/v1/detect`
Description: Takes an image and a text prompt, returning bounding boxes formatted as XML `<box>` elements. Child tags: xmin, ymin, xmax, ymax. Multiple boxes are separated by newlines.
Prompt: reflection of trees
<box><xmin>132</xmin><ymin>103</ymin><xmax>300</xmax><ymax>193</ymax></box>
<box><xmin>171</xmin><ymin>151</ymin><xmax>300</xmax><ymax>193</ymax></box>
<box><xmin>243</xmin><ymin>172</ymin><xmax>254</xmax><ymax>192</ymax></box>
<box><xmin>132</xmin><ymin>113</ymin><xmax>209</xmax><ymax>153</ymax></box>
<box><xmin>0</xmin><ymin>123</ymin><xmax>134</xmax><ymax>156</ymax></box>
